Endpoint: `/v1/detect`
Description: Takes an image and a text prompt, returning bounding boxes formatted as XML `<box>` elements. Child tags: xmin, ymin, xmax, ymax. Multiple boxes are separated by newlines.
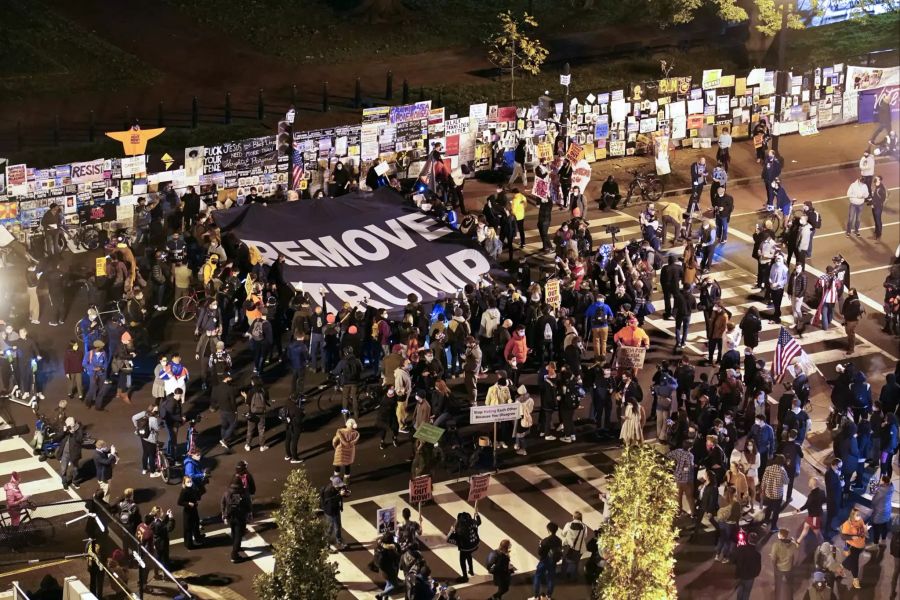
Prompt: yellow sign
<box><xmin>95</xmin><ymin>257</ymin><xmax>107</xmax><ymax>277</ymax></box>
<box><xmin>161</xmin><ymin>153</ymin><xmax>175</xmax><ymax>170</ymax></box>
<box><xmin>544</xmin><ymin>278</ymin><xmax>561</xmax><ymax>309</ymax></box>
<box><xmin>105</xmin><ymin>127</ymin><xmax>165</xmax><ymax>156</ymax></box>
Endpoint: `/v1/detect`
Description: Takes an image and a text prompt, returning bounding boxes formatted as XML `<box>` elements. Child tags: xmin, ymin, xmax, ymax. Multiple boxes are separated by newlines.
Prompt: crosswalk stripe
<box><xmin>340</xmin><ymin>503</ymin><xmax>380</xmax><ymax>550</ymax></box>
<box><xmin>428</xmin><ymin>486</ymin><xmax>541</xmax><ymax>578</ymax></box>
<box><xmin>0</xmin><ymin>458</ymin><xmax>43</xmax><ymax>477</ymax></box>
<box><xmin>556</xmin><ymin>456</ymin><xmax>611</xmax><ymax>495</ymax></box>
<box><xmin>516</xmin><ymin>465</ymin><xmax>603</xmax><ymax>531</ymax></box>
<box><xmin>479</xmin><ymin>479</ymin><xmax>556</xmax><ymax>545</ymax></box>
<box><xmin>329</xmin><ymin>552</ymin><xmax>381</xmax><ymax>599</ymax></box>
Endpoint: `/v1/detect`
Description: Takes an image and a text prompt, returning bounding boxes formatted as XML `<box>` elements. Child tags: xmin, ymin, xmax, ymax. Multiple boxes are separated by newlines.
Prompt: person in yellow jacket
<box><xmin>510</xmin><ymin>189</ymin><xmax>527</xmax><ymax>248</ymax></box>
<box><xmin>485</xmin><ymin>374</ymin><xmax>513</xmax><ymax>448</ymax></box>
<box><xmin>201</xmin><ymin>254</ymin><xmax>219</xmax><ymax>289</ymax></box>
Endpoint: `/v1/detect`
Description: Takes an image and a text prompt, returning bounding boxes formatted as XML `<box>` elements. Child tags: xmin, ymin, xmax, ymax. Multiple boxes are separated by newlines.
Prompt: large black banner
<box><xmin>213</xmin><ymin>188</ymin><xmax>500</xmax><ymax>313</ymax></box>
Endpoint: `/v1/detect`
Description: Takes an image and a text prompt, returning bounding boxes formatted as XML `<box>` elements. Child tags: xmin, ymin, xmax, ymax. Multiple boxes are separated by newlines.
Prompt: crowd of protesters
<box><xmin>0</xmin><ymin>134</ymin><xmax>898</xmax><ymax>600</ymax></box>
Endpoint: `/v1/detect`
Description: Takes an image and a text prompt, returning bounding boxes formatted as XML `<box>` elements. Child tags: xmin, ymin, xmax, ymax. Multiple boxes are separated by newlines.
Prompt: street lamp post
<box><xmin>285</xmin><ymin>106</ymin><xmax>296</xmax><ymax>190</ymax></box>
<box><xmin>560</xmin><ymin>62</ymin><xmax>572</xmax><ymax>152</ymax></box>
<box><xmin>772</xmin><ymin>0</ymin><xmax>791</xmax><ymax>153</ymax></box>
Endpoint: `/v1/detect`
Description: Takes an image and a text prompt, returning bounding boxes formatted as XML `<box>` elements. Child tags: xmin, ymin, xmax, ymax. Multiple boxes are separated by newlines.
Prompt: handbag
<box><xmin>645</xmin><ymin>302</ymin><xmax>656</xmax><ymax>315</ymax></box>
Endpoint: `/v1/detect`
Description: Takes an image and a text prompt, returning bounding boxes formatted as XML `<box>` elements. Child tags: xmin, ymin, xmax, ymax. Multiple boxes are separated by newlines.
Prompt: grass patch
<box><xmin>0</xmin><ymin>0</ymin><xmax>157</xmax><ymax>98</ymax></box>
<box><xmin>5</xmin><ymin>122</ymin><xmax>273</xmax><ymax>168</ymax></box>
<box><xmin>164</xmin><ymin>0</ymin><xmax>630</xmax><ymax>64</ymax></box>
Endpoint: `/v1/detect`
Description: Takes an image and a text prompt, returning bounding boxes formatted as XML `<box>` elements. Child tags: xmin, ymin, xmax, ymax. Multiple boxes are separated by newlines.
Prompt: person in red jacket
<box><xmin>64</xmin><ymin>339</ymin><xmax>84</xmax><ymax>400</ymax></box>
<box><xmin>503</xmin><ymin>325</ymin><xmax>528</xmax><ymax>369</ymax></box>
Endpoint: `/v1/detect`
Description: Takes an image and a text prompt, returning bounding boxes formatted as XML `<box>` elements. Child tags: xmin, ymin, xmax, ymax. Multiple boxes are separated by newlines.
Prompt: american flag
<box><xmin>290</xmin><ymin>145</ymin><xmax>304</xmax><ymax>191</ymax></box>
<box><xmin>773</xmin><ymin>326</ymin><xmax>802</xmax><ymax>382</ymax></box>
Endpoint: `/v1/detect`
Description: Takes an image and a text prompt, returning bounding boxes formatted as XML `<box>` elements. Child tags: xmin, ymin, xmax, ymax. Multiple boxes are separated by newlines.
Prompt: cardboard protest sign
<box><xmin>376</xmin><ymin>506</ymin><xmax>396</xmax><ymax>534</ymax></box>
<box><xmin>565</xmin><ymin>142</ymin><xmax>584</xmax><ymax>163</ymax></box>
<box><xmin>544</xmin><ymin>278</ymin><xmax>561</xmax><ymax>308</ymax></box>
<box><xmin>532</xmin><ymin>178</ymin><xmax>550</xmax><ymax>200</ymax></box>
<box><xmin>616</xmin><ymin>346</ymin><xmax>647</xmax><ymax>370</ymax></box>
<box><xmin>467</xmin><ymin>474</ymin><xmax>491</xmax><ymax>502</ymax></box>
<box><xmin>414</xmin><ymin>423</ymin><xmax>445</xmax><ymax>444</ymax></box>
<box><xmin>469</xmin><ymin>403</ymin><xmax>520</xmax><ymax>424</ymax></box>
<box><xmin>409</xmin><ymin>475</ymin><xmax>433</xmax><ymax>504</ymax></box>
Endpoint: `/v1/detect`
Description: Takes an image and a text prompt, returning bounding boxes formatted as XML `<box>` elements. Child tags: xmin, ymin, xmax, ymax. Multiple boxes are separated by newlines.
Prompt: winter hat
<box><xmin>348</xmin><ymin>325</ymin><xmax>358</xmax><ymax>335</ymax></box>
<box><xmin>216</xmin><ymin>341</ymin><xmax>225</xmax><ymax>350</ymax></box>
<box><xmin>517</xmin><ymin>385</ymin><xmax>527</xmax><ymax>395</ymax></box>
<box><xmin>345</xmin><ymin>419</ymin><xmax>358</xmax><ymax>430</ymax></box>
<box><xmin>65</xmin><ymin>417</ymin><xmax>75</xmax><ymax>428</ymax></box>
<box><xmin>326</xmin><ymin>313</ymin><xmax>336</xmax><ymax>324</ymax></box>
<box><xmin>92</xmin><ymin>340</ymin><xmax>105</xmax><ymax>349</ymax></box>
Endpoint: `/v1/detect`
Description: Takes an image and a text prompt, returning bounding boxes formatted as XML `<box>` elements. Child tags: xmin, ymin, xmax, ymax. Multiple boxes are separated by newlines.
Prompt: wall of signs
<box><xmin>0</xmin><ymin>61</ymin><xmax>860</xmax><ymax>237</ymax></box>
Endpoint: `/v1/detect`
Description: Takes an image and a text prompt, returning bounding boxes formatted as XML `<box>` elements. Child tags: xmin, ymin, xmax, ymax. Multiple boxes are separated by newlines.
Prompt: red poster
<box><xmin>445</xmin><ymin>134</ymin><xmax>460</xmax><ymax>156</ymax></box>
<box><xmin>497</xmin><ymin>106</ymin><xmax>518</xmax><ymax>122</ymax></box>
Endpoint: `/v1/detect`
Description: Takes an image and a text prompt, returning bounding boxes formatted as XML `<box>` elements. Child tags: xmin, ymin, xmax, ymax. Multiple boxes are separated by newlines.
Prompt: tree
<box><xmin>595</xmin><ymin>445</ymin><xmax>678</xmax><ymax>600</ymax></box>
<box><xmin>486</xmin><ymin>11</ymin><xmax>549</xmax><ymax>101</ymax></box>
<box><xmin>643</xmin><ymin>0</ymin><xmax>816</xmax><ymax>35</ymax></box>
<box><xmin>254</xmin><ymin>469</ymin><xmax>340</xmax><ymax>600</ymax></box>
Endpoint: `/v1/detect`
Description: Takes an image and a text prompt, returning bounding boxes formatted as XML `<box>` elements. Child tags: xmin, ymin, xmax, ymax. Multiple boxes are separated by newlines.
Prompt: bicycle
<box><xmin>172</xmin><ymin>287</ymin><xmax>208</xmax><ymax>322</ymax></box>
<box><xmin>155</xmin><ymin>442</ymin><xmax>179</xmax><ymax>485</ymax></box>
<box><xmin>757</xmin><ymin>199</ymin><xmax>804</xmax><ymax>236</ymax></box>
<box><xmin>622</xmin><ymin>169</ymin><xmax>664</xmax><ymax>207</ymax></box>
<box><xmin>312</xmin><ymin>375</ymin><xmax>383</xmax><ymax>415</ymax></box>
<box><xmin>0</xmin><ymin>500</ymin><xmax>56</xmax><ymax>549</ymax></box>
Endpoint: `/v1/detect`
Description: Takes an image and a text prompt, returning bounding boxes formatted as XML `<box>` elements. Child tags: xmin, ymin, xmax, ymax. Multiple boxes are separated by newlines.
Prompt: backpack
<box><xmin>543</xmin><ymin>322</ymin><xmax>554</xmax><ymax>341</ymax></box>
<box><xmin>135</xmin><ymin>414</ymin><xmax>150</xmax><ymax>437</ymax></box>
<box><xmin>344</xmin><ymin>358</ymin><xmax>362</xmax><ymax>381</ymax></box>
<box><xmin>225</xmin><ymin>492</ymin><xmax>244</xmax><ymax>520</ymax></box>
<box><xmin>250</xmin><ymin>318</ymin><xmax>265</xmax><ymax>342</ymax></box>
<box><xmin>653</xmin><ymin>250</ymin><xmax>663</xmax><ymax>270</ymax></box>
<box><xmin>758</xmin><ymin>371</ymin><xmax>774</xmax><ymax>395</ymax></box>
<box><xmin>249</xmin><ymin>389</ymin><xmax>268</xmax><ymax>414</ymax></box>
<box><xmin>486</xmin><ymin>550</ymin><xmax>499</xmax><ymax>574</ymax></box>
<box><xmin>136</xmin><ymin>522</ymin><xmax>152</xmax><ymax>545</ymax></box>
<box><xmin>810</xmin><ymin>209</ymin><xmax>822</xmax><ymax>230</ymax></box>
<box><xmin>118</xmin><ymin>501</ymin><xmax>137</xmax><ymax>526</ymax></box>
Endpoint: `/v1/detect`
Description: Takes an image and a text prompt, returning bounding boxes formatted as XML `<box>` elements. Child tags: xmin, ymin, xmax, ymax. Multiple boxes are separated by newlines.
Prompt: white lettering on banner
<box><xmin>396</xmin><ymin>213</ymin><xmax>451</xmax><ymax>242</ymax></box>
<box><xmin>329</xmin><ymin>284</ymin><xmax>392</xmax><ymax>309</ymax></box>
<box><xmin>270</xmin><ymin>241</ymin><xmax>326</xmax><ymax>267</ymax></box>
<box><xmin>300</xmin><ymin>237</ymin><xmax>364</xmax><ymax>267</ymax></box>
<box><xmin>405</xmin><ymin>259</ymin><xmax>468</xmax><ymax>296</ymax></box>
<box><xmin>470</xmin><ymin>403</ymin><xmax>520</xmax><ymax>424</ymax></box>
<box><xmin>364</xmin><ymin>219</ymin><xmax>417</xmax><ymax>250</ymax></box>
<box><xmin>342</xmin><ymin>230</ymin><xmax>391</xmax><ymax>261</ymax></box>
<box><xmin>445</xmin><ymin>249</ymin><xmax>491</xmax><ymax>284</ymax></box>
<box><xmin>362</xmin><ymin>282</ymin><xmax>411</xmax><ymax>305</ymax></box>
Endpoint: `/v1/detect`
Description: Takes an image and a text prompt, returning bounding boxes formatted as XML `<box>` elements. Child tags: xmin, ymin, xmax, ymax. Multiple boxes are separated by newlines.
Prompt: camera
<box><xmin>605</xmin><ymin>225</ymin><xmax>621</xmax><ymax>235</ymax></box>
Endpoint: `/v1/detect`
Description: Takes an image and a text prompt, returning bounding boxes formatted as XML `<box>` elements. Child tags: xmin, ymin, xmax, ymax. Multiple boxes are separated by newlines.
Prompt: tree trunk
<box><xmin>510</xmin><ymin>46</ymin><xmax>516</xmax><ymax>101</ymax></box>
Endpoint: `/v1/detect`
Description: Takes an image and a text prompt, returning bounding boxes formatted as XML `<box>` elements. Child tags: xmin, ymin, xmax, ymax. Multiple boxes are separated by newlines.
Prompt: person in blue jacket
<box><xmin>83</xmin><ymin>340</ymin><xmax>108</xmax><ymax>409</ymax></box>
<box><xmin>770</xmin><ymin>178</ymin><xmax>791</xmax><ymax>217</ymax></box>
<box><xmin>584</xmin><ymin>295</ymin><xmax>614</xmax><ymax>360</ymax></box>
<box><xmin>750</xmin><ymin>414</ymin><xmax>775</xmax><ymax>476</ymax></box>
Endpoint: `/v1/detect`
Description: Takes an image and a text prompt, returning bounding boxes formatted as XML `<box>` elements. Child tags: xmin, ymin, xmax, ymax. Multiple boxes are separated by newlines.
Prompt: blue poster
<box><xmin>595</xmin><ymin>122</ymin><xmax>609</xmax><ymax>139</ymax></box>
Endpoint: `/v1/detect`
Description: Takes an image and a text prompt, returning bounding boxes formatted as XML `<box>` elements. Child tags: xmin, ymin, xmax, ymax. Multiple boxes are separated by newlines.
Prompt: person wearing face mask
<box><xmin>761</xmin><ymin>149</ymin><xmax>782</xmax><ymax>210</ymax></box>
<box><xmin>698</xmin><ymin>220</ymin><xmax>716</xmax><ymax>272</ymax></box>
<box><xmin>463</xmin><ymin>336</ymin><xmax>482</xmax><ymax>405</ymax></box>
<box><xmin>330</xmin><ymin>161</ymin><xmax>351</xmax><ymax>197</ymax></box>
<box><xmin>771</xmin><ymin>179</ymin><xmax>792</xmax><ymax>218</ymax></box>
<box><xmin>160</xmin><ymin>387</ymin><xmax>186</xmax><ymax>458</ymax></box>
<box><xmin>846</xmin><ymin>176</ymin><xmax>869</xmax><ymax>237</ymax></box>
<box><xmin>768</xmin><ymin>254</ymin><xmax>789</xmax><ymax>323</ymax></box>
<box><xmin>178</xmin><ymin>475</ymin><xmax>204</xmax><ymax>549</ymax></box>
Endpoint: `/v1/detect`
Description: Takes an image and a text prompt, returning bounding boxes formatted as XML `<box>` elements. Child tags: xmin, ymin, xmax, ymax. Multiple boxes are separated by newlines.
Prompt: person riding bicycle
<box><xmin>770</xmin><ymin>178</ymin><xmax>792</xmax><ymax>218</ymax></box>
<box><xmin>3</xmin><ymin>472</ymin><xmax>29</xmax><ymax>526</ymax></box>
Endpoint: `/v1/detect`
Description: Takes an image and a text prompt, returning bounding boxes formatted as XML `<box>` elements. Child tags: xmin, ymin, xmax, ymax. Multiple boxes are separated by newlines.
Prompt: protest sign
<box><xmin>532</xmin><ymin>178</ymin><xmax>550</xmax><ymax>200</ymax></box>
<box><xmin>469</xmin><ymin>403</ymin><xmax>520</xmax><ymax>425</ymax></box>
<box><xmin>798</xmin><ymin>119</ymin><xmax>819</xmax><ymax>136</ymax></box>
<box><xmin>409</xmin><ymin>475</ymin><xmax>433</xmax><ymax>504</ymax></box>
<box><xmin>544</xmin><ymin>278</ymin><xmax>561</xmax><ymax>308</ymax></box>
<box><xmin>414</xmin><ymin>423</ymin><xmax>445</xmax><ymax>444</ymax></box>
<box><xmin>616</xmin><ymin>346</ymin><xmax>647</xmax><ymax>370</ymax></box>
<box><xmin>376</xmin><ymin>506</ymin><xmax>396</xmax><ymax>534</ymax></box>
<box><xmin>467</xmin><ymin>474</ymin><xmax>491</xmax><ymax>503</ymax></box>
<box><xmin>565</xmin><ymin>142</ymin><xmax>584</xmax><ymax>163</ymax></box>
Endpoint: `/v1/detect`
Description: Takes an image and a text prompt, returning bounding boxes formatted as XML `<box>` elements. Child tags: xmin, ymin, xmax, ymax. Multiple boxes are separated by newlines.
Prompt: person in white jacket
<box><xmin>560</xmin><ymin>512</ymin><xmax>590</xmax><ymax>580</ymax></box>
<box><xmin>858</xmin><ymin>150</ymin><xmax>875</xmax><ymax>198</ymax></box>
<box><xmin>846</xmin><ymin>177</ymin><xmax>869</xmax><ymax>237</ymax></box>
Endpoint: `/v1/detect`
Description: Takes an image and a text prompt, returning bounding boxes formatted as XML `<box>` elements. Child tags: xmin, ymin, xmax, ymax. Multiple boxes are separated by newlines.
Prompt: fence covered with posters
<box><xmin>0</xmin><ymin>63</ymin><xmax>895</xmax><ymax>243</ymax></box>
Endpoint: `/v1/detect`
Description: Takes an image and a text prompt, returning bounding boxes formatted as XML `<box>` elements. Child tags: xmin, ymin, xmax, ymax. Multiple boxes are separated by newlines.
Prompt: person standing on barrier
<box><xmin>93</xmin><ymin>440</ymin><xmax>118</xmax><ymax>504</ymax></box>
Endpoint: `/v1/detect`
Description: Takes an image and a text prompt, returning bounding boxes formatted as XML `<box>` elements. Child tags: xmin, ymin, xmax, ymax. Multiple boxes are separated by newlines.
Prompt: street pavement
<box><xmin>1</xmin><ymin>121</ymin><xmax>898</xmax><ymax>599</ymax></box>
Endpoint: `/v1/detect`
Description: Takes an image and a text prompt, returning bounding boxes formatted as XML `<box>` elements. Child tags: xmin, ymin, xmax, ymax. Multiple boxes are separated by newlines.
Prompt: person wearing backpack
<box><xmin>159</xmin><ymin>388</ymin><xmax>186</xmax><ymax>459</ymax></box>
<box><xmin>488</xmin><ymin>539</ymin><xmax>515</xmax><ymax>599</ymax></box>
<box><xmin>131</xmin><ymin>405</ymin><xmax>160</xmax><ymax>477</ymax></box>
<box><xmin>331</xmin><ymin>347</ymin><xmax>363</xmax><ymax>418</ymax></box>
<box><xmin>115</xmin><ymin>488</ymin><xmax>141</xmax><ymax>535</ymax></box>
<box><xmin>221</xmin><ymin>481</ymin><xmax>252</xmax><ymax>563</ymax></box>
<box><xmin>560</xmin><ymin>512</ymin><xmax>589</xmax><ymax>580</ymax></box>
<box><xmin>396</xmin><ymin>508</ymin><xmax>422</xmax><ymax>553</ymax></box>
<box><xmin>448</xmin><ymin>511</ymin><xmax>481</xmax><ymax>583</ymax></box>
<box><xmin>533</xmin><ymin>521</ymin><xmax>563</xmax><ymax>599</ymax></box>
<box><xmin>244</xmin><ymin>377</ymin><xmax>270</xmax><ymax>452</ymax></box>
<box><xmin>248</xmin><ymin>312</ymin><xmax>273</xmax><ymax>374</ymax></box>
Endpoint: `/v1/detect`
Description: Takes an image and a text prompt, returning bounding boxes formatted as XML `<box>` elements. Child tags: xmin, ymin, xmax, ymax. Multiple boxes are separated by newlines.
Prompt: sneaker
<box><xmin>499</xmin><ymin>442</ymin><xmax>509</xmax><ymax>449</ymax></box>
<box><xmin>149</xmin><ymin>471</ymin><xmax>162</xmax><ymax>478</ymax></box>
<box><xmin>379</xmin><ymin>442</ymin><xmax>385</xmax><ymax>450</ymax></box>
<box><xmin>290</xmin><ymin>459</ymin><xmax>304</xmax><ymax>464</ymax></box>
<box><xmin>219</xmin><ymin>440</ymin><xmax>229</xmax><ymax>449</ymax></box>
<box><xmin>544</xmin><ymin>435</ymin><xmax>557</xmax><ymax>441</ymax></box>
<box><xmin>398</xmin><ymin>427</ymin><xmax>410</xmax><ymax>434</ymax></box>
<box><xmin>156</xmin><ymin>305</ymin><xmax>167</xmax><ymax>312</ymax></box>
<box><xmin>560</xmin><ymin>436</ymin><xmax>573</xmax><ymax>443</ymax></box>
<box><xmin>244</xmin><ymin>444</ymin><xmax>251</xmax><ymax>452</ymax></box>
<box><xmin>284</xmin><ymin>456</ymin><xmax>291</xmax><ymax>461</ymax></box>
<box><xmin>259</xmin><ymin>445</ymin><xmax>269</xmax><ymax>452</ymax></box>
<box><xmin>142</xmin><ymin>469</ymin><xmax>147</xmax><ymax>475</ymax></box>
<box><xmin>855</xmin><ymin>231</ymin><xmax>861</xmax><ymax>237</ymax></box>
<box><xmin>30</xmin><ymin>320</ymin><xmax>40</xmax><ymax>325</ymax></box>
<box><xmin>195</xmin><ymin>354</ymin><xmax>200</xmax><ymax>361</ymax></box>
<box><xmin>48</xmin><ymin>321</ymin><xmax>58</xmax><ymax>327</ymax></box>
<box><xmin>516</xmin><ymin>448</ymin><xmax>528</xmax><ymax>456</ymax></box>
<box><xmin>720</xmin><ymin>558</ymin><xmax>729</xmax><ymax>564</ymax></box>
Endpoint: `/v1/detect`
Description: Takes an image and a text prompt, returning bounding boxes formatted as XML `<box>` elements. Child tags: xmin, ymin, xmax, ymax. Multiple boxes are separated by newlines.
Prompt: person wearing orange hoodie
<box><xmin>504</xmin><ymin>325</ymin><xmax>528</xmax><ymax>371</ymax></box>
<box><xmin>613</xmin><ymin>315</ymin><xmax>650</xmax><ymax>349</ymax></box>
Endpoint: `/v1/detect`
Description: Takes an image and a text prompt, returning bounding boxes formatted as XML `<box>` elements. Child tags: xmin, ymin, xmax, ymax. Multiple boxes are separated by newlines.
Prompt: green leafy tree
<box><xmin>595</xmin><ymin>445</ymin><xmax>679</xmax><ymax>600</ymax></box>
<box><xmin>486</xmin><ymin>11</ymin><xmax>549</xmax><ymax>101</ymax></box>
<box><xmin>644</xmin><ymin>0</ymin><xmax>818</xmax><ymax>35</ymax></box>
<box><xmin>254</xmin><ymin>469</ymin><xmax>340</xmax><ymax>600</ymax></box>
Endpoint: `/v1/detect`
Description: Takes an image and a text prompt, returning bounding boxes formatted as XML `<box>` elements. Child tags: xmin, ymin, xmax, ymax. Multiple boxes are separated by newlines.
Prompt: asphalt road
<box><xmin>1</xmin><ymin>149</ymin><xmax>898</xmax><ymax>600</ymax></box>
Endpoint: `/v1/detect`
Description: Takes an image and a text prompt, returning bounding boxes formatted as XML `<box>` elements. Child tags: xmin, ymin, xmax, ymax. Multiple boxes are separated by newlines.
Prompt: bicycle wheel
<box><xmin>20</xmin><ymin>516</ymin><xmax>54</xmax><ymax>547</ymax></box>
<box><xmin>623</xmin><ymin>183</ymin><xmax>636</xmax><ymax>207</ymax></box>
<box><xmin>759</xmin><ymin>211</ymin><xmax>782</xmax><ymax>235</ymax></box>
<box><xmin>646</xmin><ymin>180</ymin><xmax>664</xmax><ymax>202</ymax></box>
<box><xmin>82</xmin><ymin>228</ymin><xmax>101</xmax><ymax>250</ymax></box>
<box><xmin>172</xmin><ymin>295</ymin><xmax>198</xmax><ymax>322</ymax></box>
<box><xmin>160</xmin><ymin>455</ymin><xmax>175</xmax><ymax>485</ymax></box>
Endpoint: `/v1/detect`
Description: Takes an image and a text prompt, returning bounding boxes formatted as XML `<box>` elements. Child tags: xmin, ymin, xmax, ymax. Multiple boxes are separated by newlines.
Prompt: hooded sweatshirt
<box><xmin>504</xmin><ymin>330</ymin><xmax>528</xmax><ymax>364</ymax></box>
